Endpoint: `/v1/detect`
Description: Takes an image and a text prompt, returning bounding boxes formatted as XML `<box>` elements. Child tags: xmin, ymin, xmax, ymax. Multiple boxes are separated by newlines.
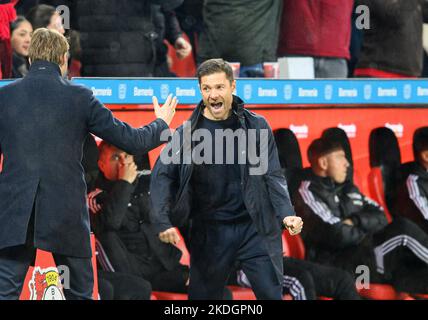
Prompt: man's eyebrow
<box><xmin>202</xmin><ymin>83</ymin><xmax>224</xmax><ymax>87</ymax></box>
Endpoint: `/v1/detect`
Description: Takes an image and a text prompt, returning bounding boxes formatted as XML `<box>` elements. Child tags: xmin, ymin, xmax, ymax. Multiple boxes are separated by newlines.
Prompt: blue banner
<box><xmin>0</xmin><ymin>80</ymin><xmax>12</xmax><ymax>87</ymax></box>
<box><xmin>72</xmin><ymin>78</ymin><xmax>202</xmax><ymax>105</ymax></box>
<box><xmin>72</xmin><ymin>78</ymin><xmax>428</xmax><ymax>105</ymax></box>
<box><xmin>2</xmin><ymin>78</ymin><xmax>428</xmax><ymax>105</ymax></box>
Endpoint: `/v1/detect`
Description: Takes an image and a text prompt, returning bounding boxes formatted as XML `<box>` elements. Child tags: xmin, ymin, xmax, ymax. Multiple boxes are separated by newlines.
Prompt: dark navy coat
<box><xmin>150</xmin><ymin>96</ymin><xmax>296</xmax><ymax>283</ymax></box>
<box><xmin>0</xmin><ymin>61</ymin><xmax>168</xmax><ymax>258</ymax></box>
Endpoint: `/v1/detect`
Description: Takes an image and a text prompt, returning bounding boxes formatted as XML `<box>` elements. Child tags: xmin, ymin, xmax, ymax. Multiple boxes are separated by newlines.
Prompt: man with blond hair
<box><xmin>0</xmin><ymin>28</ymin><xmax>177</xmax><ymax>299</ymax></box>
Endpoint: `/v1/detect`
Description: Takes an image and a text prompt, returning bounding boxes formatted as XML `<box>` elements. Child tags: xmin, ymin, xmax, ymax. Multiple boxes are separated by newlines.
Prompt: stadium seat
<box><xmin>357</xmin><ymin>284</ymin><xmax>413</xmax><ymax>300</ymax></box>
<box><xmin>282</xmin><ymin>231</ymin><xmax>305</xmax><ymax>260</ymax></box>
<box><xmin>367</xmin><ymin>167</ymin><xmax>393</xmax><ymax>223</ymax></box>
<box><xmin>173</xmin><ymin>228</ymin><xmax>190</xmax><ymax>267</ymax></box>
<box><xmin>369</xmin><ymin>127</ymin><xmax>402</xmax><ymax>213</ymax></box>
<box><xmin>274</xmin><ymin>128</ymin><xmax>304</xmax><ymax>197</ymax></box>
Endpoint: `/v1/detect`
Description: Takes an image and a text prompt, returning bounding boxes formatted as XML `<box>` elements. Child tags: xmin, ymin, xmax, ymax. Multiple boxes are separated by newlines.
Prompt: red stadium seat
<box><xmin>173</xmin><ymin>228</ymin><xmax>190</xmax><ymax>266</ymax></box>
<box><xmin>282</xmin><ymin>231</ymin><xmax>305</xmax><ymax>260</ymax></box>
<box><xmin>367</xmin><ymin>167</ymin><xmax>393</xmax><ymax>223</ymax></box>
<box><xmin>152</xmin><ymin>228</ymin><xmax>189</xmax><ymax>300</ymax></box>
<box><xmin>358</xmin><ymin>284</ymin><xmax>413</xmax><ymax>300</ymax></box>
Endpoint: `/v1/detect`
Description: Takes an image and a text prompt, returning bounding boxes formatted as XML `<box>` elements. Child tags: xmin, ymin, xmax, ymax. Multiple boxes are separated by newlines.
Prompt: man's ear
<box><xmin>318</xmin><ymin>156</ymin><xmax>328</xmax><ymax>171</ymax></box>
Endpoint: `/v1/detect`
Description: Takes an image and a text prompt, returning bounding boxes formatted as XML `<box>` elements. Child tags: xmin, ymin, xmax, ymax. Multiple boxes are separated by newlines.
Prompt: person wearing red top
<box><xmin>277</xmin><ymin>0</ymin><xmax>354</xmax><ymax>78</ymax></box>
<box><xmin>0</xmin><ymin>0</ymin><xmax>19</xmax><ymax>79</ymax></box>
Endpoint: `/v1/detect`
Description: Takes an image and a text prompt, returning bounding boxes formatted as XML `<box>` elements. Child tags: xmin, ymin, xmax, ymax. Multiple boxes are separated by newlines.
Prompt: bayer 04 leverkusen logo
<box><xmin>29</xmin><ymin>267</ymin><xmax>66</xmax><ymax>300</ymax></box>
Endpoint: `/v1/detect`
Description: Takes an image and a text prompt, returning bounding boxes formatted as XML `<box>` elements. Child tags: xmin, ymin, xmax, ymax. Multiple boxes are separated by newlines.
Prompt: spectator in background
<box><xmin>197</xmin><ymin>0</ymin><xmax>282</xmax><ymax>78</ymax></box>
<box><xmin>25</xmin><ymin>4</ymin><xmax>84</xmax><ymax>77</ymax></box>
<box><xmin>393</xmin><ymin>127</ymin><xmax>428</xmax><ymax>235</ymax></box>
<box><xmin>151</xmin><ymin>2</ymin><xmax>192</xmax><ymax>76</ymax></box>
<box><xmin>277</xmin><ymin>0</ymin><xmax>354</xmax><ymax>78</ymax></box>
<box><xmin>15</xmin><ymin>1</ymin><xmax>73</xmax><ymax>16</ymax></box>
<box><xmin>175</xmin><ymin>0</ymin><xmax>203</xmax><ymax>64</ymax></box>
<box><xmin>26</xmin><ymin>4</ymin><xmax>64</xmax><ymax>34</ymax></box>
<box><xmin>0</xmin><ymin>0</ymin><xmax>18</xmax><ymax>79</ymax></box>
<box><xmin>73</xmin><ymin>0</ymin><xmax>191</xmax><ymax>77</ymax></box>
<box><xmin>10</xmin><ymin>16</ymin><xmax>32</xmax><ymax>78</ymax></box>
<box><xmin>354</xmin><ymin>0</ymin><xmax>428</xmax><ymax>78</ymax></box>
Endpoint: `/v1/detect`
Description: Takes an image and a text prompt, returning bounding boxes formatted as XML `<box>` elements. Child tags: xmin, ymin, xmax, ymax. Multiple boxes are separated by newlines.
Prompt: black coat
<box><xmin>73</xmin><ymin>0</ymin><xmax>183</xmax><ymax>77</ymax></box>
<box><xmin>393</xmin><ymin>162</ymin><xmax>428</xmax><ymax>235</ymax></box>
<box><xmin>149</xmin><ymin>95</ymin><xmax>295</xmax><ymax>283</ymax></box>
<box><xmin>90</xmin><ymin>174</ymin><xmax>182</xmax><ymax>273</ymax></box>
<box><xmin>0</xmin><ymin>60</ymin><xmax>168</xmax><ymax>258</ymax></box>
<box><xmin>355</xmin><ymin>0</ymin><xmax>428</xmax><ymax>76</ymax></box>
<box><xmin>294</xmin><ymin>171</ymin><xmax>388</xmax><ymax>265</ymax></box>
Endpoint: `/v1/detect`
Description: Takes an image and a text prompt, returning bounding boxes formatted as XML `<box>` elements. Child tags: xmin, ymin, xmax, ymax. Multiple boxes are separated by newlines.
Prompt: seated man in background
<box><xmin>393</xmin><ymin>127</ymin><xmax>428</xmax><ymax>235</ymax></box>
<box><xmin>233</xmin><ymin>256</ymin><xmax>361</xmax><ymax>300</ymax></box>
<box><xmin>294</xmin><ymin>137</ymin><xmax>428</xmax><ymax>294</ymax></box>
<box><xmin>89</xmin><ymin>142</ymin><xmax>189</xmax><ymax>294</ymax></box>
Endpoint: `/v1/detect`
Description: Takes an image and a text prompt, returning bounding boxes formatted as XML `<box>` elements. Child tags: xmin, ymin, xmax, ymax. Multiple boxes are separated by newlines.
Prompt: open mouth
<box><xmin>210</xmin><ymin>102</ymin><xmax>223</xmax><ymax>110</ymax></box>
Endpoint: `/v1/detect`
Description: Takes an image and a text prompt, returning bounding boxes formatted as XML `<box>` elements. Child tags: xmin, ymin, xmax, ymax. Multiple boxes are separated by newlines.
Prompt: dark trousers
<box><xmin>334</xmin><ymin>217</ymin><xmax>428</xmax><ymax>294</ymax></box>
<box><xmin>98</xmin><ymin>270</ymin><xmax>152</xmax><ymax>300</ymax></box>
<box><xmin>96</xmin><ymin>231</ymin><xmax>189</xmax><ymax>294</ymax></box>
<box><xmin>0</xmin><ymin>244</ymin><xmax>94</xmax><ymax>300</ymax></box>
<box><xmin>283</xmin><ymin>258</ymin><xmax>360</xmax><ymax>300</ymax></box>
<box><xmin>0</xmin><ymin>212</ymin><xmax>93</xmax><ymax>300</ymax></box>
<box><xmin>188</xmin><ymin>219</ymin><xmax>282</xmax><ymax>300</ymax></box>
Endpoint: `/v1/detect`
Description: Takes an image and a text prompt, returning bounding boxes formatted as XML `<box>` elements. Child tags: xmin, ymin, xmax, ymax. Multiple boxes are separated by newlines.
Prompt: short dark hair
<box><xmin>11</xmin><ymin>16</ymin><xmax>29</xmax><ymax>33</ymax></box>
<box><xmin>196</xmin><ymin>58</ymin><xmax>234</xmax><ymax>84</ymax></box>
<box><xmin>26</xmin><ymin>4</ymin><xmax>56</xmax><ymax>30</ymax></box>
<box><xmin>307</xmin><ymin>138</ymin><xmax>344</xmax><ymax>165</ymax></box>
<box><xmin>413</xmin><ymin>127</ymin><xmax>428</xmax><ymax>160</ymax></box>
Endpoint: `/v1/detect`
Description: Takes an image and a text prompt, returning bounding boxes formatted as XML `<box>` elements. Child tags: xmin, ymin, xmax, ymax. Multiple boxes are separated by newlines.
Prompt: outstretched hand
<box><xmin>153</xmin><ymin>94</ymin><xmax>178</xmax><ymax>126</ymax></box>
<box><xmin>283</xmin><ymin>216</ymin><xmax>303</xmax><ymax>236</ymax></box>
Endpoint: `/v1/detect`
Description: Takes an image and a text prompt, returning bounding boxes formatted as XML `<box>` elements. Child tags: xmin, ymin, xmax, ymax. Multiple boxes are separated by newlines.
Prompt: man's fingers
<box><xmin>152</xmin><ymin>96</ymin><xmax>160</xmax><ymax>111</ymax></box>
<box><xmin>159</xmin><ymin>229</ymin><xmax>180</xmax><ymax>244</ymax></box>
<box><xmin>163</xmin><ymin>94</ymin><xmax>173</xmax><ymax>108</ymax></box>
<box><xmin>293</xmin><ymin>221</ymin><xmax>303</xmax><ymax>229</ymax></box>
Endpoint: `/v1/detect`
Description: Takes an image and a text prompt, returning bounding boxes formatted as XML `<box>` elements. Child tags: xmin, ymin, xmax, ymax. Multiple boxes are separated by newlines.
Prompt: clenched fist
<box><xmin>283</xmin><ymin>216</ymin><xmax>303</xmax><ymax>236</ymax></box>
<box><xmin>159</xmin><ymin>227</ymin><xmax>181</xmax><ymax>245</ymax></box>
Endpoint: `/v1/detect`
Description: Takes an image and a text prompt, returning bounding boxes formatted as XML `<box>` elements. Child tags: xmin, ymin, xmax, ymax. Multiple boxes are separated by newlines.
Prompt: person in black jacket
<box><xmin>294</xmin><ymin>137</ymin><xmax>428</xmax><ymax>294</ymax></box>
<box><xmin>354</xmin><ymin>0</ymin><xmax>428</xmax><ymax>77</ymax></box>
<box><xmin>150</xmin><ymin>59</ymin><xmax>303</xmax><ymax>300</ymax></box>
<box><xmin>90</xmin><ymin>142</ymin><xmax>189</xmax><ymax>294</ymax></box>
<box><xmin>72</xmin><ymin>0</ymin><xmax>191</xmax><ymax>77</ymax></box>
<box><xmin>0</xmin><ymin>28</ymin><xmax>177</xmax><ymax>300</ymax></box>
<box><xmin>393</xmin><ymin>127</ymin><xmax>428</xmax><ymax>235</ymax></box>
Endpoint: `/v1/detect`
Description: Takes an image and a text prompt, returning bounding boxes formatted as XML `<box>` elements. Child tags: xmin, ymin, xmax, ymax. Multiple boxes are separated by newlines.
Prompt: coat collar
<box><xmin>28</xmin><ymin>60</ymin><xmax>62</xmax><ymax>76</ymax></box>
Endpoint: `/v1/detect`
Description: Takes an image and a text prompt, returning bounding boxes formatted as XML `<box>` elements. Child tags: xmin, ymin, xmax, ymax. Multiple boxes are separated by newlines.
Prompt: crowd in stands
<box><xmin>2</xmin><ymin>0</ymin><xmax>428</xmax><ymax>79</ymax></box>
